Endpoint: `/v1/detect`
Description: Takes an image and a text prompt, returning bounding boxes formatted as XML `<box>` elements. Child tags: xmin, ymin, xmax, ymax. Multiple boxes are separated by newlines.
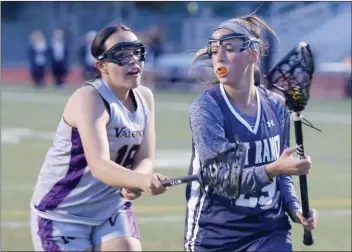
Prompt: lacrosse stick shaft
<box><xmin>161</xmin><ymin>174</ymin><xmax>199</xmax><ymax>187</ymax></box>
<box><xmin>293</xmin><ymin>112</ymin><xmax>314</xmax><ymax>246</ymax></box>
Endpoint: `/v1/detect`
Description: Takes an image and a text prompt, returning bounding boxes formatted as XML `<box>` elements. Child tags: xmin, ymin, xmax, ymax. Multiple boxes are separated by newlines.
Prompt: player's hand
<box><xmin>271</xmin><ymin>147</ymin><xmax>312</xmax><ymax>176</ymax></box>
<box><xmin>294</xmin><ymin>208</ymin><xmax>318</xmax><ymax>231</ymax></box>
<box><xmin>120</xmin><ymin>188</ymin><xmax>142</xmax><ymax>200</ymax></box>
<box><xmin>141</xmin><ymin>173</ymin><xmax>168</xmax><ymax>195</ymax></box>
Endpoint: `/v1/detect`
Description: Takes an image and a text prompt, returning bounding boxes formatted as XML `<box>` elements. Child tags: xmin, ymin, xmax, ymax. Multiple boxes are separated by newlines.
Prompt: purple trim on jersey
<box><xmin>125</xmin><ymin>202</ymin><xmax>140</xmax><ymax>239</ymax></box>
<box><xmin>36</xmin><ymin>128</ymin><xmax>87</xmax><ymax>211</ymax></box>
<box><xmin>37</xmin><ymin>216</ymin><xmax>61</xmax><ymax>251</ymax></box>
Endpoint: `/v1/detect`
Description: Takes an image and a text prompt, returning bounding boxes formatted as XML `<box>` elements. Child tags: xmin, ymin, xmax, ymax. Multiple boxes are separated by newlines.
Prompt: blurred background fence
<box><xmin>1</xmin><ymin>1</ymin><xmax>351</xmax><ymax>97</ymax></box>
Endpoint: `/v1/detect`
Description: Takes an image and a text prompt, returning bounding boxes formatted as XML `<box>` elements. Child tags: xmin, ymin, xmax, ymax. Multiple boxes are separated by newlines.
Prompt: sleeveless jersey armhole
<box><xmin>130</xmin><ymin>89</ymin><xmax>138</xmax><ymax>111</ymax></box>
<box><xmin>98</xmin><ymin>92</ymin><xmax>111</xmax><ymax>125</ymax></box>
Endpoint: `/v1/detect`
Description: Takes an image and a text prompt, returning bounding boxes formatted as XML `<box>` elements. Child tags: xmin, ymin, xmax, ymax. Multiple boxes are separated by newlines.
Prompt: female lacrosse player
<box><xmin>185</xmin><ymin>14</ymin><xmax>318</xmax><ymax>251</ymax></box>
<box><xmin>30</xmin><ymin>24</ymin><xmax>168</xmax><ymax>251</ymax></box>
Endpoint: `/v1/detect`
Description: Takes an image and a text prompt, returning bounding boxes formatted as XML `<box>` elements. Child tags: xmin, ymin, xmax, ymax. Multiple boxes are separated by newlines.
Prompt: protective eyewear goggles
<box><xmin>207</xmin><ymin>32</ymin><xmax>261</xmax><ymax>56</ymax></box>
<box><xmin>96</xmin><ymin>41</ymin><xmax>146</xmax><ymax>66</ymax></box>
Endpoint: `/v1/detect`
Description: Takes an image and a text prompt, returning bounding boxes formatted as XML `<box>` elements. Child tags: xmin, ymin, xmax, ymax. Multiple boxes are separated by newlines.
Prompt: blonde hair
<box><xmin>191</xmin><ymin>13</ymin><xmax>279</xmax><ymax>86</ymax></box>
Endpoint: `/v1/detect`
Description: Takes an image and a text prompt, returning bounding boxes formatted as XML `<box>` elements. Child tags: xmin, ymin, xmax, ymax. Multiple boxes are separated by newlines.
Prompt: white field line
<box><xmin>1</xmin><ymin>210</ymin><xmax>350</xmax><ymax>229</ymax></box>
<box><xmin>1</xmin><ymin>128</ymin><xmax>56</xmax><ymax>144</ymax></box>
<box><xmin>1</xmin><ymin>91</ymin><xmax>351</xmax><ymax>124</ymax></box>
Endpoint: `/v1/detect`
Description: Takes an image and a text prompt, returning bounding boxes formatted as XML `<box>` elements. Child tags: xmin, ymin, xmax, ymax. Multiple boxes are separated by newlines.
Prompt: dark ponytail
<box><xmin>90</xmin><ymin>24</ymin><xmax>132</xmax><ymax>79</ymax></box>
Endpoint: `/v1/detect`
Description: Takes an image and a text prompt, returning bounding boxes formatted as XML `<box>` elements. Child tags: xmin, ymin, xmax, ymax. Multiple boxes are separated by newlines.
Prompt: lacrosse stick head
<box><xmin>266</xmin><ymin>42</ymin><xmax>314</xmax><ymax>112</ymax></box>
<box><xmin>200</xmin><ymin>137</ymin><xmax>246</xmax><ymax>199</ymax></box>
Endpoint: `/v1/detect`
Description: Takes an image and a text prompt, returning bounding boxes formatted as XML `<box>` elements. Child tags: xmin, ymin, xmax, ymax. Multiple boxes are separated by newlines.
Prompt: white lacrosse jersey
<box><xmin>30</xmin><ymin>78</ymin><xmax>150</xmax><ymax>225</ymax></box>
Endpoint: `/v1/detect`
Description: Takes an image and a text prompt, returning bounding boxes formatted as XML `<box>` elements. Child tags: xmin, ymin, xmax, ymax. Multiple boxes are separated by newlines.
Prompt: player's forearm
<box><xmin>239</xmin><ymin>165</ymin><xmax>273</xmax><ymax>194</ymax></box>
<box><xmin>133</xmin><ymin>158</ymin><xmax>154</xmax><ymax>174</ymax></box>
<box><xmin>90</xmin><ymin>159</ymin><xmax>145</xmax><ymax>189</ymax></box>
<box><xmin>198</xmin><ymin>143</ymin><xmax>274</xmax><ymax>195</ymax></box>
<box><xmin>265</xmin><ymin>161</ymin><xmax>281</xmax><ymax>179</ymax></box>
<box><xmin>279</xmin><ymin>174</ymin><xmax>302</xmax><ymax>221</ymax></box>
<box><xmin>239</xmin><ymin>161</ymin><xmax>296</xmax><ymax>195</ymax></box>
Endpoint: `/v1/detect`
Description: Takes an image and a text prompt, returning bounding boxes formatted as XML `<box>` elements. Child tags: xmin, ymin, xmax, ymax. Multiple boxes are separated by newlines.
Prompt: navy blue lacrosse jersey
<box><xmin>184</xmin><ymin>84</ymin><xmax>300</xmax><ymax>251</ymax></box>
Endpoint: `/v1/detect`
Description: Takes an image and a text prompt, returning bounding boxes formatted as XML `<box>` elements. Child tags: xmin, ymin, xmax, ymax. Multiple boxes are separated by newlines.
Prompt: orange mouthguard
<box><xmin>216</xmin><ymin>67</ymin><xmax>228</xmax><ymax>75</ymax></box>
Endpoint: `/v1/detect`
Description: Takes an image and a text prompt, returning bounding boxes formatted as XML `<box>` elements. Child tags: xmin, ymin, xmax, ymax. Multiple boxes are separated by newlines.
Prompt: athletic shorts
<box><xmin>190</xmin><ymin>230</ymin><xmax>292</xmax><ymax>252</ymax></box>
<box><xmin>31</xmin><ymin>202</ymin><xmax>139</xmax><ymax>251</ymax></box>
<box><xmin>246</xmin><ymin>230</ymin><xmax>292</xmax><ymax>251</ymax></box>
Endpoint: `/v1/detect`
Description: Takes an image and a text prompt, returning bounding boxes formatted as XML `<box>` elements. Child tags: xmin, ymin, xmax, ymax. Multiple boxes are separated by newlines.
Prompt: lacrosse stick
<box><xmin>160</xmin><ymin>138</ymin><xmax>246</xmax><ymax>200</ymax></box>
<box><xmin>266</xmin><ymin>41</ymin><xmax>321</xmax><ymax>246</ymax></box>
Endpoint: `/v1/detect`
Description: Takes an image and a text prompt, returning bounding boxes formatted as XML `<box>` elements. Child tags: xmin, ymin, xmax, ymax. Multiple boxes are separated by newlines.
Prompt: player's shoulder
<box><xmin>190</xmin><ymin>85</ymin><xmax>222</xmax><ymax>118</ymax></box>
<box><xmin>271</xmin><ymin>91</ymin><xmax>286</xmax><ymax>107</ymax></box>
<box><xmin>258</xmin><ymin>86</ymin><xmax>286</xmax><ymax>107</ymax></box>
<box><xmin>258</xmin><ymin>87</ymin><xmax>290</xmax><ymax>121</ymax></box>
<box><xmin>136</xmin><ymin>85</ymin><xmax>153</xmax><ymax>100</ymax></box>
<box><xmin>63</xmin><ymin>84</ymin><xmax>109</xmax><ymax>126</ymax></box>
<box><xmin>191</xmin><ymin>87</ymin><xmax>216</xmax><ymax>109</ymax></box>
<box><xmin>135</xmin><ymin>85</ymin><xmax>154</xmax><ymax>110</ymax></box>
<box><xmin>69</xmin><ymin>84</ymin><xmax>102</xmax><ymax>105</ymax></box>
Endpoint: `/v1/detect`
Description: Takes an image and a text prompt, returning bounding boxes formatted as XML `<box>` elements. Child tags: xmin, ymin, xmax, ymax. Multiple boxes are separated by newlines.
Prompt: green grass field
<box><xmin>1</xmin><ymin>84</ymin><xmax>351</xmax><ymax>251</ymax></box>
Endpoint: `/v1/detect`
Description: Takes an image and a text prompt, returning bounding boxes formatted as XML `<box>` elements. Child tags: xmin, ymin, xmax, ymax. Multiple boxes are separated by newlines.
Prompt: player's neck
<box><xmin>225</xmin><ymin>74</ymin><xmax>256</xmax><ymax>108</ymax></box>
<box><xmin>110</xmin><ymin>86</ymin><xmax>130</xmax><ymax>102</ymax></box>
<box><xmin>102</xmin><ymin>78</ymin><xmax>130</xmax><ymax>102</ymax></box>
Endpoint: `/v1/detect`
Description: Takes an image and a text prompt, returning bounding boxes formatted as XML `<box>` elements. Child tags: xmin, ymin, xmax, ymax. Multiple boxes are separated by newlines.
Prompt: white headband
<box><xmin>214</xmin><ymin>20</ymin><xmax>262</xmax><ymax>53</ymax></box>
<box><xmin>215</xmin><ymin>21</ymin><xmax>256</xmax><ymax>39</ymax></box>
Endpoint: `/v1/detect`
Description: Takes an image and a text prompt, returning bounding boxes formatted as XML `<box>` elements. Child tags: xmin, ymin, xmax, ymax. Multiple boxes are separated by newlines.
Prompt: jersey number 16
<box><xmin>115</xmin><ymin>144</ymin><xmax>140</xmax><ymax>169</ymax></box>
